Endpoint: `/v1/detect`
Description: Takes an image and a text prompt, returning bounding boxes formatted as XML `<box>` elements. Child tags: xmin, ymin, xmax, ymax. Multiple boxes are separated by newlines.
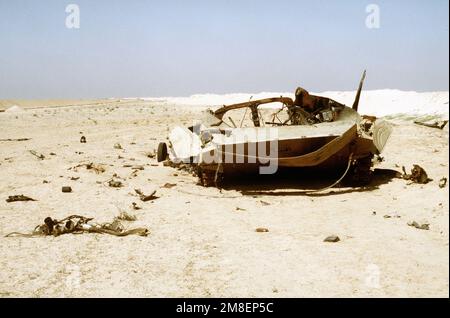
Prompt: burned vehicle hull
<box><xmin>159</xmin><ymin>71</ymin><xmax>393</xmax><ymax>187</ymax></box>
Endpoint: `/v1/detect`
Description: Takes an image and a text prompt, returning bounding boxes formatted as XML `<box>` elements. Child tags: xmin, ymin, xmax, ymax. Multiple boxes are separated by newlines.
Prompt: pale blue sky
<box><xmin>0</xmin><ymin>0</ymin><xmax>448</xmax><ymax>98</ymax></box>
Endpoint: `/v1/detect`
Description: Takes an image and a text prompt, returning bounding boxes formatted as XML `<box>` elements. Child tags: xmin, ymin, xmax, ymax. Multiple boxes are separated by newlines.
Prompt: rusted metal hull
<box><xmin>163</xmin><ymin>73</ymin><xmax>393</xmax><ymax>187</ymax></box>
<box><xmin>198</xmin><ymin>124</ymin><xmax>376</xmax><ymax>173</ymax></box>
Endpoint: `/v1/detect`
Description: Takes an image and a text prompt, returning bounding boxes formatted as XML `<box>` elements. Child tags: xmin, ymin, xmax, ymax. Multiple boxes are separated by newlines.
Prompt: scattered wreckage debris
<box><xmin>70</xmin><ymin>162</ymin><xmax>106</xmax><ymax>174</ymax></box>
<box><xmin>0</xmin><ymin>138</ymin><xmax>31</xmax><ymax>142</ymax></box>
<box><xmin>401</xmin><ymin>165</ymin><xmax>432</xmax><ymax>184</ymax></box>
<box><xmin>407</xmin><ymin>221</ymin><xmax>430</xmax><ymax>230</ymax></box>
<box><xmin>117</xmin><ymin>211</ymin><xmax>137</xmax><ymax>221</ymax></box>
<box><xmin>29</xmin><ymin>150</ymin><xmax>45</xmax><ymax>160</ymax></box>
<box><xmin>6</xmin><ymin>195</ymin><xmax>37</xmax><ymax>203</ymax></box>
<box><xmin>439</xmin><ymin>177</ymin><xmax>447</xmax><ymax>188</ymax></box>
<box><xmin>255</xmin><ymin>227</ymin><xmax>269</xmax><ymax>233</ymax></box>
<box><xmin>384</xmin><ymin>213</ymin><xmax>401</xmax><ymax>219</ymax></box>
<box><xmin>61</xmin><ymin>186</ymin><xmax>72</xmax><ymax>193</ymax></box>
<box><xmin>157</xmin><ymin>71</ymin><xmax>393</xmax><ymax>189</ymax></box>
<box><xmin>163</xmin><ymin>160</ymin><xmax>196</xmax><ymax>173</ymax></box>
<box><xmin>131</xmin><ymin>202</ymin><xmax>142</xmax><ymax>210</ymax></box>
<box><xmin>145</xmin><ymin>151</ymin><xmax>156</xmax><ymax>159</ymax></box>
<box><xmin>5</xmin><ymin>215</ymin><xmax>149</xmax><ymax>238</ymax></box>
<box><xmin>323</xmin><ymin>235</ymin><xmax>340</xmax><ymax>242</ymax></box>
<box><xmin>414</xmin><ymin>119</ymin><xmax>448</xmax><ymax>130</ymax></box>
<box><xmin>123</xmin><ymin>164</ymin><xmax>145</xmax><ymax>170</ymax></box>
<box><xmin>90</xmin><ymin>164</ymin><xmax>106</xmax><ymax>173</ymax></box>
<box><xmin>108</xmin><ymin>178</ymin><xmax>123</xmax><ymax>188</ymax></box>
<box><xmin>129</xmin><ymin>170</ymin><xmax>139</xmax><ymax>178</ymax></box>
<box><xmin>135</xmin><ymin>188</ymin><xmax>159</xmax><ymax>201</ymax></box>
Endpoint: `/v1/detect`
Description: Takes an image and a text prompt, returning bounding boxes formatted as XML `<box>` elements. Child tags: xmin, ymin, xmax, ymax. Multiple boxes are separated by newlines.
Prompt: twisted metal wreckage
<box><xmin>5</xmin><ymin>215</ymin><xmax>149</xmax><ymax>238</ymax></box>
<box><xmin>157</xmin><ymin>71</ymin><xmax>393</xmax><ymax>188</ymax></box>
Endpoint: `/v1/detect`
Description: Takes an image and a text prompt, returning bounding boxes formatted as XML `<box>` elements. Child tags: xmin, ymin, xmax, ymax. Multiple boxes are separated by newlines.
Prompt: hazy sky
<box><xmin>0</xmin><ymin>0</ymin><xmax>448</xmax><ymax>98</ymax></box>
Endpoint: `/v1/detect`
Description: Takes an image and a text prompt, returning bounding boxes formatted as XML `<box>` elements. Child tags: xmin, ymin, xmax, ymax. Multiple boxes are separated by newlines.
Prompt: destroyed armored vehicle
<box><xmin>158</xmin><ymin>71</ymin><xmax>393</xmax><ymax>187</ymax></box>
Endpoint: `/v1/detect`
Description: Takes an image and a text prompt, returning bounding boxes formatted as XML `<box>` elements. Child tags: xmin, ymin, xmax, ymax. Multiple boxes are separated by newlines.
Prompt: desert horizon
<box><xmin>2</xmin><ymin>88</ymin><xmax>449</xmax><ymax>116</ymax></box>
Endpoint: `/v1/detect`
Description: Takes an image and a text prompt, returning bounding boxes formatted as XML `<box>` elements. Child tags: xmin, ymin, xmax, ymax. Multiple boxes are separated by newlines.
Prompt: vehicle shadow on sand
<box><xmin>220</xmin><ymin>168</ymin><xmax>401</xmax><ymax>196</ymax></box>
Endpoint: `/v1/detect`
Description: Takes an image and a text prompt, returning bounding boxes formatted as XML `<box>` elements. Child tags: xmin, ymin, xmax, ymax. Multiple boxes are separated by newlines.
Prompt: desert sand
<box><xmin>0</xmin><ymin>91</ymin><xmax>448</xmax><ymax>297</ymax></box>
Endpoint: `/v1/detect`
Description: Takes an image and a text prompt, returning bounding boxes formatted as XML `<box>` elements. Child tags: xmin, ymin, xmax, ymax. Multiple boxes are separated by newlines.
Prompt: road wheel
<box><xmin>344</xmin><ymin>155</ymin><xmax>373</xmax><ymax>186</ymax></box>
<box><xmin>157</xmin><ymin>142</ymin><xmax>168</xmax><ymax>162</ymax></box>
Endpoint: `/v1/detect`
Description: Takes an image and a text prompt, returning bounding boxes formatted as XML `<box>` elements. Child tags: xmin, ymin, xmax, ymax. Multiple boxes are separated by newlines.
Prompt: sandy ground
<box><xmin>0</xmin><ymin>99</ymin><xmax>448</xmax><ymax>298</ymax></box>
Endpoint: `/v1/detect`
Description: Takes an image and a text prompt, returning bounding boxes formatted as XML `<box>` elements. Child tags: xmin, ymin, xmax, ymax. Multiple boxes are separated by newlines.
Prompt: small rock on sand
<box><xmin>323</xmin><ymin>235</ymin><xmax>340</xmax><ymax>242</ymax></box>
<box><xmin>384</xmin><ymin>213</ymin><xmax>401</xmax><ymax>219</ymax></box>
<box><xmin>108</xmin><ymin>179</ymin><xmax>123</xmax><ymax>188</ymax></box>
<box><xmin>131</xmin><ymin>202</ymin><xmax>142</xmax><ymax>210</ymax></box>
<box><xmin>61</xmin><ymin>186</ymin><xmax>72</xmax><ymax>193</ymax></box>
<box><xmin>407</xmin><ymin>221</ymin><xmax>430</xmax><ymax>230</ymax></box>
<box><xmin>6</xmin><ymin>195</ymin><xmax>37</xmax><ymax>202</ymax></box>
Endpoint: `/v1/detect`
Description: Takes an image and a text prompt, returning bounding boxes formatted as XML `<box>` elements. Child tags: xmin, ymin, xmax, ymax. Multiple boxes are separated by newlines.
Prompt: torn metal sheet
<box><xmin>159</xmin><ymin>71</ymin><xmax>393</xmax><ymax>187</ymax></box>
